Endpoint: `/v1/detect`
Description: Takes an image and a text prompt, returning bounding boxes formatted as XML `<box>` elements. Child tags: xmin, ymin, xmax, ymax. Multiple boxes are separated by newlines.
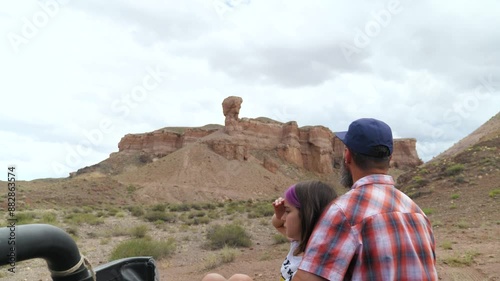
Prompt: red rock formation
<box><xmin>263</xmin><ymin>156</ymin><xmax>279</xmax><ymax>173</ymax></box>
<box><xmin>118</xmin><ymin>127</ymin><xmax>221</xmax><ymax>157</ymax></box>
<box><xmin>203</xmin><ymin>115</ymin><xmax>336</xmax><ymax>174</ymax></box>
<box><xmin>113</xmin><ymin>96</ymin><xmax>422</xmax><ymax>175</ymax></box>
<box><xmin>277</xmin><ymin>122</ymin><xmax>304</xmax><ymax>169</ymax></box>
<box><xmin>390</xmin><ymin>138</ymin><xmax>423</xmax><ymax>168</ymax></box>
<box><xmin>222</xmin><ymin>96</ymin><xmax>243</xmax><ymax>134</ymax></box>
<box><xmin>209</xmin><ymin>141</ymin><xmax>249</xmax><ymax>161</ymax></box>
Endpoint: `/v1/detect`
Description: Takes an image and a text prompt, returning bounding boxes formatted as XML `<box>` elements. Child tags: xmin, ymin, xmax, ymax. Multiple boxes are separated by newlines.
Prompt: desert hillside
<box><xmin>433</xmin><ymin>112</ymin><xmax>500</xmax><ymax>160</ymax></box>
<box><xmin>396</xmin><ymin>111</ymin><xmax>499</xmax><ymax>280</ymax></box>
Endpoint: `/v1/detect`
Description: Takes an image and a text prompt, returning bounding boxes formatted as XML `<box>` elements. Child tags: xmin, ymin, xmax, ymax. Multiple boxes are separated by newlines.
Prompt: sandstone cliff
<box><xmin>86</xmin><ymin>96</ymin><xmax>421</xmax><ymax>177</ymax></box>
<box><xmin>391</xmin><ymin>138</ymin><xmax>423</xmax><ymax>168</ymax></box>
<box><xmin>117</xmin><ymin>125</ymin><xmax>222</xmax><ymax>156</ymax></box>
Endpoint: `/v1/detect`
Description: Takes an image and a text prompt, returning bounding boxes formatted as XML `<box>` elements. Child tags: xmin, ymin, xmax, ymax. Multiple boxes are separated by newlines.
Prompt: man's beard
<box><xmin>340</xmin><ymin>160</ymin><xmax>353</xmax><ymax>188</ymax></box>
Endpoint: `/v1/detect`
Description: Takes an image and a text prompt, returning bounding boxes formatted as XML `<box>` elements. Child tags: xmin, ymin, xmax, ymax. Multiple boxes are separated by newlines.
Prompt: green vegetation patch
<box><xmin>126</xmin><ymin>206</ymin><xmax>145</xmax><ymax>217</ymax></box>
<box><xmin>106</xmin><ymin>207</ymin><xmax>121</xmax><ymax>217</ymax></box>
<box><xmin>247</xmin><ymin>203</ymin><xmax>274</xmax><ymax>219</ymax></box>
<box><xmin>64</xmin><ymin>213</ymin><xmax>104</xmax><ymax>225</ymax></box>
<box><xmin>187</xmin><ymin>210</ymin><xmax>206</xmax><ymax>219</ymax></box>
<box><xmin>130</xmin><ymin>225</ymin><xmax>149</xmax><ymax>238</ymax></box>
<box><xmin>151</xmin><ymin>204</ymin><xmax>167</xmax><ymax>212</ymax></box>
<box><xmin>15</xmin><ymin>211</ymin><xmax>37</xmax><ymax>225</ymax></box>
<box><xmin>224</xmin><ymin>202</ymin><xmax>247</xmax><ymax>215</ymax></box>
<box><xmin>411</xmin><ymin>175</ymin><xmax>429</xmax><ymax>187</ymax></box>
<box><xmin>110</xmin><ymin>238</ymin><xmax>176</xmax><ymax>260</ymax></box>
<box><xmin>445</xmin><ymin>164</ymin><xmax>465</xmax><ymax>176</ymax></box>
<box><xmin>489</xmin><ymin>189</ymin><xmax>500</xmax><ymax>198</ymax></box>
<box><xmin>203</xmin><ymin>245</ymin><xmax>239</xmax><ymax>270</ymax></box>
<box><xmin>169</xmin><ymin>203</ymin><xmax>191</xmax><ymax>212</ymax></box>
<box><xmin>272</xmin><ymin>234</ymin><xmax>289</xmax><ymax>244</ymax></box>
<box><xmin>127</xmin><ymin>185</ymin><xmax>137</xmax><ymax>194</ymax></box>
<box><xmin>441</xmin><ymin>251</ymin><xmax>479</xmax><ymax>266</ymax></box>
<box><xmin>454</xmin><ymin>176</ymin><xmax>466</xmax><ymax>184</ymax></box>
<box><xmin>205</xmin><ymin>222</ymin><xmax>252</xmax><ymax>250</ymax></box>
<box><xmin>441</xmin><ymin>240</ymin><xmax>453</xmax><ymax>250</ymax></box>
<box><xmin>405</xmin><ymin>189</ymin><xmax>433</xmax><ymax>199</ymax></box>
<box><xmin>417</xmin><ymin>168</ymin><xmax>429</xmax><ymax>175</ymax></box>
<box><xmin>421</xmin><ymin>208</ymin><xmax>434</xmax><ymax>215</ymax></box>
<box><xmin>144</xmin><ymin>211</ymin><xmax>177</xmax><ymax>223</ymax></box>
<box><xmin>455</xmin><ymin>220</ymin><xmax>470</xmax><ymax>229</ymax></box>
<box><xmin>182</xmin><ymin>216</ymin><xmax>211</xmax><ymax>226</ymax></box>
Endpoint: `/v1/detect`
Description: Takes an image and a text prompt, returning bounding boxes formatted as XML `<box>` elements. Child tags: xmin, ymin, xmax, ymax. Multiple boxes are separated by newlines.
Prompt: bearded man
<box><xmin>292</xmin><ymin>118</ymin><xmax>438</xmax><ymax>281</ymax></box>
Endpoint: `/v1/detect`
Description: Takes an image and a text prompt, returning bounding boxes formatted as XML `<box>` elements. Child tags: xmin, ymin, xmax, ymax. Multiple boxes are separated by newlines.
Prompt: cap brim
<box><xmin>335</xmin><ymin>131</ymin><xmax>348</xmax><ymax>144</ymax></box>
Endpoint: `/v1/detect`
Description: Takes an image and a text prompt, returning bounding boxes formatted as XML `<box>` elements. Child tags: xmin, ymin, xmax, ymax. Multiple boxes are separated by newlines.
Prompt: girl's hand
<box><xmin>273</xmin><ymin>197</ymin><xmax>285</xmax><ymax>220</ymax></box>
<box><xmin>272</xmin><ymin>197</ymin><xmax>287</xmax><ymax>235</ymax></box>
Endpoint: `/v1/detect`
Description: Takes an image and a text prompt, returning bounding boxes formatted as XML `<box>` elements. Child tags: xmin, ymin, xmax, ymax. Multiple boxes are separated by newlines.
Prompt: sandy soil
<box><xmin>1</xmin><ymin>189</ymin><xmax>498</xmax><ymax>281</ymax></box>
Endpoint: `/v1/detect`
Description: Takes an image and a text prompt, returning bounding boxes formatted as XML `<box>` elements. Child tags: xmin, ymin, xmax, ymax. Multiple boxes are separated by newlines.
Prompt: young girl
<box><xmin>273</xmin><ymin>181</ymin><xmax>337</xmax><ymax>281</ymax></box>
<box><xmin>201</xmin><ymin>181</ymin><xmax>337</xmax><ymax>281</ymax></box>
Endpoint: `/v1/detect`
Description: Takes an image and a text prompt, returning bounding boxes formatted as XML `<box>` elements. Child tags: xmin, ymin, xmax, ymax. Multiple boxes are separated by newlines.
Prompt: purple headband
<box><xmin>284</xmin><ymin>184</ymin><xmax>301</xmax><ymax>209</ymax></box>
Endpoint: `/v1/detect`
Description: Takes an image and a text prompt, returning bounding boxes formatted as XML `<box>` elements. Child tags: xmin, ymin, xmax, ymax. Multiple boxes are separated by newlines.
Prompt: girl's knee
<box><xmin>228</xmin><ymin>273</ymin><xmax>253</xmax><ymax>281</ymax></box>
<box><xmin>202</xmin><ymin>273</ymin><xmax>227</xmax><ymax>281</ymax></box>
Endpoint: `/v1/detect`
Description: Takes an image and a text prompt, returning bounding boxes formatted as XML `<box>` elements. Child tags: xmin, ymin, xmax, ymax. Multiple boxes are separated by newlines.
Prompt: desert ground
<box><xmin>0</xmin><ymin>162</ymin><xmax>498</xmax><ymax>281</ymax></box>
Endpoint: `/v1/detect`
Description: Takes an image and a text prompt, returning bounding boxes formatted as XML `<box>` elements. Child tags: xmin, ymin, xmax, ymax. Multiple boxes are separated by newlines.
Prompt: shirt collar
<box><xmin>351</xmin><ymin>174</ymin><xmax>395</xmax><ymax>190</ymax></box>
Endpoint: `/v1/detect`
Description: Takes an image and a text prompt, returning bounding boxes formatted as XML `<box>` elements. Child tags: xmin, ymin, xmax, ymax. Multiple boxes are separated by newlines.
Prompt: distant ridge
<box><xmin>432</xmin><ymin>112</ymin><xmax>499</xmax><ymax>161</ymax></box>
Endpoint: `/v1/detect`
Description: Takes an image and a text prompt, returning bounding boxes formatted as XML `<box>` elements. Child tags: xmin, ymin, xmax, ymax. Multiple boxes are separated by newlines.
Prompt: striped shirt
<box><xmin>299</xmin><ymin>174</ymin><xmax>438</xmax><ymax>281</ymax></box>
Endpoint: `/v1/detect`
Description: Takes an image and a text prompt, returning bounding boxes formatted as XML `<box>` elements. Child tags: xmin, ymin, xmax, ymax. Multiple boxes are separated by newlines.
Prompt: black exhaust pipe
<box><xmin>0</xmin><ymin>223</ymin><xmax>94</xmax><ymax>281</ymax></box>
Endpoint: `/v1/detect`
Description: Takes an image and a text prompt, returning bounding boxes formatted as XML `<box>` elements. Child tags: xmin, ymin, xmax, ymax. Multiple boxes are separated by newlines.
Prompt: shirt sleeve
<box><xmin>298</xmin><ymin>204</ymin><xmax>358</xmax><ymax>280</ymax></box>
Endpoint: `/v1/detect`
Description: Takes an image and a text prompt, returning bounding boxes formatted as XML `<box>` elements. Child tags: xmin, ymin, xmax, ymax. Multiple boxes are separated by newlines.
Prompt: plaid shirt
<box><xmin>299</xmin><ymin>175</ymin><xmax>438</xmax><ymax>281</ymax></box>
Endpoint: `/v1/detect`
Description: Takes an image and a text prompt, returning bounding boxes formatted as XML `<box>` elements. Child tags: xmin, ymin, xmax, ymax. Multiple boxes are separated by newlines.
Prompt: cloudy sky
<box><xmin>1</xmin><ymin>0</ymin><xmax>499</xmax><ymax>180</ymax></box>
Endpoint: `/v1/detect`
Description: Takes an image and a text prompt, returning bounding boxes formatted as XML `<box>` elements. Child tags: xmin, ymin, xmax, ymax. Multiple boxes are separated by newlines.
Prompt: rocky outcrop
<box><xmin>263</xmin><ymin>156</ymin><xmax>279</xmax><ymax>173</ymax></box>
<box><xmin>205</xmin><ymin>118</ymin><xmax>335</xmax><ymax>174</ymax></box>
<box><xmin>391</xmin><ymin>138</ymin><xmax>423</xmax><ymax>168</ymax></box>
<box><xmin>100</xmin><ymin>96</ymin><xmax>422</xmax><ymax>177</ymax></box>
<box><xmin>117</xmin><ymin>126</ymin><xmax>222</xmax><ymax>157</ymax></box>
<box><xmin>222</xmin><ymin>96</ymin><xmax>243</xmax><ymax>134</ymax></box>
<box><xmin>209</xmin><ymin>140</ymin><xmax>250</xmax><ymax>161</ymax></box>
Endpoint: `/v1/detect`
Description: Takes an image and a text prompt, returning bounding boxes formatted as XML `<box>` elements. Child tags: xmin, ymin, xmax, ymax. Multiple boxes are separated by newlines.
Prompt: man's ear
<box><xmin>344</xmin><ymin>148</ymin><xmax>352</xmax><ymax>165</ymax></box>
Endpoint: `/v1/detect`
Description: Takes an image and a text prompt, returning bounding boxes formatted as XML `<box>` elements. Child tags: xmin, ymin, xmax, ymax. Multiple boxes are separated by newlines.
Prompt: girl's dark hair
<box><xmin>294</xmin><ymin>180</ymin><xmax>337</xmax><ymax>255</ymax></box>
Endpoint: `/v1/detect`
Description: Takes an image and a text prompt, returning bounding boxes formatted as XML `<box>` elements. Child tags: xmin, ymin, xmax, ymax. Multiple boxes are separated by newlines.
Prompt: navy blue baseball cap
<box><xmin>336</xmin><ymin>118</ymin><xmax>393</xmax><ymax>157</ymax></box>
